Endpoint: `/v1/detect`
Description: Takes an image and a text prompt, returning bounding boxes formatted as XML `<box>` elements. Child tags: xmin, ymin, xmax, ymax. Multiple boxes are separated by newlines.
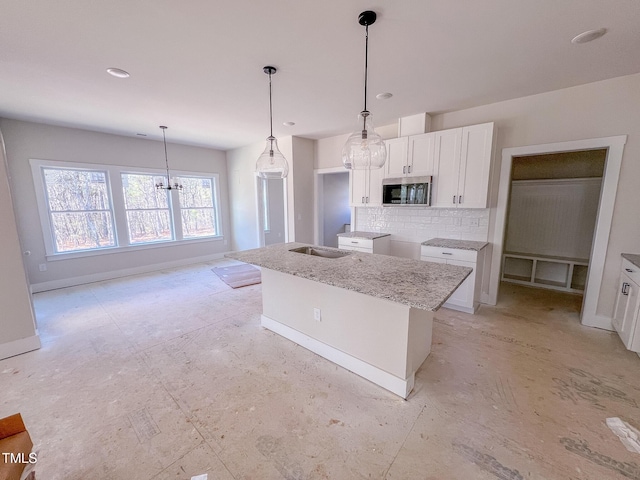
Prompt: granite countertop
<box><xmin>337</xmin><ymin>231</ymin><xmax>391</xmax><ymax>240</ymax></box>
<box><xmin>421</xmin><ymin>238</ymin><xmax>489</xmax><ymax>251</ymax></box>
<box><xmin>622</xmin><ymin>253</ymin><xmax>640</xmax><ymax>269</ymax></box>
<box><xmin>225</xmin><ymin>242</ymin><xmax>471</xmax><ymax>312</ymax></box>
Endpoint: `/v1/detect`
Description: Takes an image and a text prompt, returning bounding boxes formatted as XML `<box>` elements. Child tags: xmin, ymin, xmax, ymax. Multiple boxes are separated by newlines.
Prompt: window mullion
<box><xmin>171</xmin><ymin>189</ymin><xmax>184</xmax><ymax>241</ymax></box>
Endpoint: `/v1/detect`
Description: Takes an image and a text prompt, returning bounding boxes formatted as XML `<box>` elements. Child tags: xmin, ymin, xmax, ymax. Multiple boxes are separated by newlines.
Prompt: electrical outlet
<box><xmin>469</xmin><ymin>218</ymin><xmax>480</xmax><ymax>227</ymax></box>
<box><xmin>313</xmin><ymin>308</ymin><xmax>321</xmax><ymax>322</ymax></box>
<box><xmin>39</xmin><ymin>263</ymin><xmax>47</xmax><ymax>272</ymax></box>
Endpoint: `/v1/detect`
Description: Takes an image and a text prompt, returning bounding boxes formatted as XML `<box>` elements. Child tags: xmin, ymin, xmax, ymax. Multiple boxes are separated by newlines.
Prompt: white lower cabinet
<box><xmin>339</xmin><ymin>235</ymin><xmax>390</xmax><ymax>255</ymax></box>
<box><xmin>420</xmin><ymin>246</ymin><xmax>485</xmax><ymax>314</ymax></box>
<box><xmin>612</xmin><ymin>257</ymin><xmax>640</xmax><ymax>353</ymax></box>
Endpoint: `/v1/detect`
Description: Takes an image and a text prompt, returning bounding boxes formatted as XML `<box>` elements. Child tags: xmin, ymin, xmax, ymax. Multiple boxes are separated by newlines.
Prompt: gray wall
<box><xmin>264</xmin><ymin>178</ymin><xmax>285</xmax><ymax>246</ymax></box>
<box><xmin>322</xmin><ymin>172</ymin><xmax>350</xmax><ymax>247</ymax></box>
<box><xmin>0</xmin><ymin>127</ymin><xmax>39</xmax><ymax>358</ymax></box>
<box><xmin>0</xmin><ymin>119</ymin><xmax>231</xmax><ymax>290</ymax></box>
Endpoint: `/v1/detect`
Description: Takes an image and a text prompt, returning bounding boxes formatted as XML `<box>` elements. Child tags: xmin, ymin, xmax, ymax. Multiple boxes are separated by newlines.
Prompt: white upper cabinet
<box><xmin>408</xmin><ymin>132</ymin><xmax>436</xmax><ymax>177</ymax></box>
<box><xmin>385</xmin><ymin>137</ymin><xmax>409</xmax><ymax>177</ymax></box>
<box><xmin>432</xmin><ymin>128</ymin><xmax>463</xmax><ymax>208</ymax></box>
<box><xmin>432</xmin><ymin>122</ymin><xmax>494</xmax><ymax>208</ymax></box>
<box><xmin>385</xmin><ymin>133</ymin><xmax>435</xmax><ymax>178</ymax></box>
<box><xmin>350</xmin><ymin>167</ymin><xmax>384</xmax><ymax>207</ymax></box>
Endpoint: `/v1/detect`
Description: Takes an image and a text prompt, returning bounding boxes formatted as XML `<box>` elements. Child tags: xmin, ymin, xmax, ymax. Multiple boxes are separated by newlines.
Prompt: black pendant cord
<box><xmin>268</xmin><ymin>71</ymin><xmax>274</xmax><ymax>139</ymax></box>
<box><xmin>363</xmin><ymin>23</ymin><xmax>369</xmax><ymax>114</ymax></box>
<box><xmin>162</xmin><ymin>127</ymin><xmax>171</xmax><ymax>186</ymax></box>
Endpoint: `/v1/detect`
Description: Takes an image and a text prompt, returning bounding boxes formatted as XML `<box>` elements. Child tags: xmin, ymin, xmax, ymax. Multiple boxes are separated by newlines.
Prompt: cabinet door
<box><xmin>446</xmin><ymin>259</ymin><xmax>475</xmax><ymax>309</ymax></box>
<box><xmin>350</xmin><ymin>170</ymin><xmax>367</xmax><ymax>206</ymax></box>
<box><xmin>432</xmin><ymin>128</ymin><xmax>462</xmax><ymax>208</ymax></box>
<box><xmin>615</xmin><ymin>275</ymin><xmax>640</xmax><ymax>348</ymax></box>
<box><xmin>458</xmin><ymin>123</ymin><xmax>493</xmax><ymax>208</ymax></box>
<box><xmin>367</xmin><ymin>166</ymin><xmax>384</xmax><ymax>206</ymax></box>
<box><xmin>408</xmin><ymin>132</ymin><xmax>435</xmax><ymax>177</ymax></box>
<box><xmin>385</xmin><ymin>137</ymin><xmax>409</xmax><ymax>178</ymax></box>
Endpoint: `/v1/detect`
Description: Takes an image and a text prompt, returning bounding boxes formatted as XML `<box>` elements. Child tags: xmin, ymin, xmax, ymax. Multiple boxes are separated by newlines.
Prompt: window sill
<box><xmin>46</xmin><ymin>235</ymin><xmax>224</xmax><ymax>261</ymax></box>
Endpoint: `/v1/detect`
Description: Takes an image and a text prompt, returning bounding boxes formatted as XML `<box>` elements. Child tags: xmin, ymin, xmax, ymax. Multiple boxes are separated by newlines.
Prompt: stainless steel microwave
<box><xmin>382</xmin><ymin>176</ymin><xmax>432</xmax><ymax>206</ymax></box>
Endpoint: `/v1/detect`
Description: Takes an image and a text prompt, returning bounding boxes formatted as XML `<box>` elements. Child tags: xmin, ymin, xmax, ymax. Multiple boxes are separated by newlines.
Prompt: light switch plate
<box><xmin>313</xmin><ymin>308</ymin><xmax>321</xmax><ymax>321</ymax></box>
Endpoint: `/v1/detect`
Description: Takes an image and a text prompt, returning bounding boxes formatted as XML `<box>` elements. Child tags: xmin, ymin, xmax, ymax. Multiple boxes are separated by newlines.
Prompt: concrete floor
<box><xmin>2</xmin><ymin>260</ymin><xmax>640</xmax><ymax>479</ymax></box>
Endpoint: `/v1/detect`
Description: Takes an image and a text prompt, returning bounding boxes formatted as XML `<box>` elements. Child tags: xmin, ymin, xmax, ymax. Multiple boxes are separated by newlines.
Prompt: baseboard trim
<box><xmin>581</xmin><ymin>313</ymin><xmax>614</xmax><ymax>331</ymax></box>
<box><xmin>31</xmin><ymin>252</ymin><xmax>230</xmax><ymax>293</ymax></box>
<box><xmin>261</xmin><ymin>315</ymin><xmax>413</xmax><ymax>399</ymax></box>
<box><xmin>0</xmin><ymin>335</ymin><xmax>41</xmax><ymax>360</ymax></box>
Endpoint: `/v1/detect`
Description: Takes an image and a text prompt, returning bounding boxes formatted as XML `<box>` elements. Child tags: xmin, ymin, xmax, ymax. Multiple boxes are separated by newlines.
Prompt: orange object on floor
<box><xmin>0</xmin><ymin>413</ymin><xmax>33</xmax><ymax>480</ymax></box>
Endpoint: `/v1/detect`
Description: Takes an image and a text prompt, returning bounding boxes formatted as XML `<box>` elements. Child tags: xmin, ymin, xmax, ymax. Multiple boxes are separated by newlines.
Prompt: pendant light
<box><xmin>256</xmin><ymin>66</ymin><xmax>289</xmax><ymax>179</ymax></box>
<box><xmin>155</xmin><ymin>126</ymin><xmax>182</xmax><ymax>190</ymax></box>
<box><xmin>342</xmin><ymin>10</ymin><xmax>386</xmax><ymax>170</ymax></box>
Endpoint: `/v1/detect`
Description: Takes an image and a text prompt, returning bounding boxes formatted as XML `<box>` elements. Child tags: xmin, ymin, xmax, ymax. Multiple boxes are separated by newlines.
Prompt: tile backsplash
<box><xmin>355</xmin><ymin>207</ymin><xmax>489</xmax><ymax>243</ymax></box>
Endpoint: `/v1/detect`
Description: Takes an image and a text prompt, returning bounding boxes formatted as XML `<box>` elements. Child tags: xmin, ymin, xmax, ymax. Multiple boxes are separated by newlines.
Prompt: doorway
<box><xmin>258</xmin><ymin>177</ymin><xmax>286</xmax><ymax>246</ymax></box>
<box><xmin>314</xmin><ymin>169</ymin><xmax>350</xmax><ymax>247</ymax></box>
<box><xmin>489</xmin><ymin>135</ymin><xmax>627</xmax><ymax>329</ymax></box>
<box><xmin>501</xmin><ymin>150</ymin><xmax>605</xmax><ymax>300</ymax></box>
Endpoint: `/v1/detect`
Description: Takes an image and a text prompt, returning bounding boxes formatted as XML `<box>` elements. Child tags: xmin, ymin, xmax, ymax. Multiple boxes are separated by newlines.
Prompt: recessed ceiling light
<box><xmin>376</xmin><ymin>92</ymin><xmax>393</xmax><ymax>100</ymax></box>
<box><xmin>571</xmin><ymin>28</ymin><xmax>607</xmax><ymax>44</ymax></box>
<box><xmin>106</xmin><ymin>67</ymin><xmax>130</xmax><ymax>78</ymax></box>
<box><xmin>283</xmin><ymin>121</ymin><xmax>295</xmax><ymax>127</ymax></box>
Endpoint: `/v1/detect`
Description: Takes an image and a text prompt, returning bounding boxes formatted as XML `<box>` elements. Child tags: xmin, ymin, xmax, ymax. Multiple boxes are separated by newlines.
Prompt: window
<box><xmin>121</xmin><ymin>173</ymin><xmax>173</xmax><ymax>244</ymax></box>
<box><xmin>260</xmin><ymin>178</ymin><xmax>270</xmax><ymax>232</ymax></box>
<box><xmin>41</xmin><ymin>167</ymin><xmax>116</xmax><ymax>253</ymax></box>
<box><xmin>178</xmin><ymin>176</ymin><xmax>220</xmax><ymax>238</ymax></box>
<box><xmin>32</xmin><ymin>159</ymin><xmax>223</xmax><ymax>258</ymax></box>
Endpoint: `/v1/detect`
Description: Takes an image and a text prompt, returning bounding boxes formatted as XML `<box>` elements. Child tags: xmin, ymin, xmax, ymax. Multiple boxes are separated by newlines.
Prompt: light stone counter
<box><xmin>226</xmin><ymin>242</ymin><xmax>471</xmax><ymax>312</ymax></box>
<box><xmin>337</xmin><ymin>231</ymin><xmax>391</xmax><ymax>240</ymax></box>
<box><xmin>622</xmin><ymin>253</ymin><xmax>640</xmax><ymax>269</ymax></box>
<box><xmin>421</xmin><ymin>238</ymin><xmax>488</xmax><ymax>251</ymax></box>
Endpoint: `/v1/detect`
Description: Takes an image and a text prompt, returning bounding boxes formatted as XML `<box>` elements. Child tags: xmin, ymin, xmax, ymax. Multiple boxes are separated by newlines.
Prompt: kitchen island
<box><xmin>226</xmin><ymin>243</ymin><xmax>471</xmax><ymax>398</ymax></box>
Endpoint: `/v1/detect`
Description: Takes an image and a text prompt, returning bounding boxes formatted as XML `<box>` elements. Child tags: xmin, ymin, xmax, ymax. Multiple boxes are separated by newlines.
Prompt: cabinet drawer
<box><xmin>339</xmin><ymin>237</ymin><xmax>374</xmax><ymax>250</ymax></box>
<box><xmin>343</xmin><ymin>245</ymin><xmax>373</xmax><ymax>254</ymax></box>
<box><xmin>622</xmin><ymin>258</ymin><xmax>640</xmax><ymax>286</ymax></box>
<box><xmin>420</xmin><ymin>245</ymin><xmax>477</xmax><ymax>263</ymax></box>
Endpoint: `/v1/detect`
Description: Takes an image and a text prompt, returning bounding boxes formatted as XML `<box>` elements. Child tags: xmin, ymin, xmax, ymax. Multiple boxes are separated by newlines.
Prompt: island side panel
<box><xmin>407</xmin><ymin>307</ymin><xmax>433</xmax><ymax>376</ymax></box>
<box><xmin>261</xmin><ymin>268</ymin><xmax>427</xmax><ymax>382</ymax></box>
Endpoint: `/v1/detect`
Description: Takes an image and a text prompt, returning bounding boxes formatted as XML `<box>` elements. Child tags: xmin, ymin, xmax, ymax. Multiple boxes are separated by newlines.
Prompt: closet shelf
<box><xmin>501</xmin><ymin>252</ymin><xmax>588</xmax><ymax>293</ymax></box>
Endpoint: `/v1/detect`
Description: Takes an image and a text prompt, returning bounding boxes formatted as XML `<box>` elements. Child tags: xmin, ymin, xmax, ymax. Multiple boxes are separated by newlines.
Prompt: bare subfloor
<box><xmin>2</xmin><ymin>261</ymin><xmax>640</xmax><ymax>479</ymax></box>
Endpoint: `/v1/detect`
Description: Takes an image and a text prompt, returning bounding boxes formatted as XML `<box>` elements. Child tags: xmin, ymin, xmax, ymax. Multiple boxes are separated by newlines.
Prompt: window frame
<box><xmin>30</xmin><ymin>159</ymin><xmax>223</xmax><ymax>260</ymax></box>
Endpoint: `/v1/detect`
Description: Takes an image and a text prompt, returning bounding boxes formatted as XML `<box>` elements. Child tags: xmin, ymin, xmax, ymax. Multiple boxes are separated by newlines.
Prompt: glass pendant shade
<box><xmin>256</xmin><ymin>136</ymin><xmax>289</xmax><ymax>179</ymax></box>
<box><xmin>342</xmin><ymin>111</ymin><xmax>386</xmax><ymax>170</ymax></box>
<box><xmin>256</xmin><ymin>65</ymin><xmax>289</xmax><ymax>179</ymax></box>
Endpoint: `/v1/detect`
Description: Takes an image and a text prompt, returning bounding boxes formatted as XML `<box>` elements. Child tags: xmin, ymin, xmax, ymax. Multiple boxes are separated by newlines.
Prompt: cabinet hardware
<box><xmin>351</xmin><ymin>241</ymin><xmax>359</xmax><ymax>244</ymax></box>
<box><xmin>442</xmin><ymin>252</ymin><xmax>453</xmax><ymax>255</ymax></box>
<box><xmin>458</xmin><ymin>195</ymin><xmax>462</xmax><ymax>204</ymax></box>
<box><xmin>366</xmin><ymin>196</ymin><xmax>369</xmax><ymax>203</ymax></box>
<box><xmin>626</xmin><ymin>268</ymin><xmax>634</xmax><ymax>273</ymax></box>
<box><xmin>453</xmin><ymin>196</ymin><xmax>456</xmax><ymax>204</ymax></box>
<box><xmin>403</xmin><ymin>166</ymin><xmax>406</xmax><ymax>174</ymax></box>
<box><xmin>622</xmin><ymin>282</ymin><xmax>630</xmax><ymax>295</ymax></box>
<box><xmin>408</xmin><ymin>165</ymin><xmax>412</xmax><ymax>174</ymax></box>
<box><xmin>362</xmin><ymin>196</ymin><xmax>365</xmax><ymax>203</ymax></box>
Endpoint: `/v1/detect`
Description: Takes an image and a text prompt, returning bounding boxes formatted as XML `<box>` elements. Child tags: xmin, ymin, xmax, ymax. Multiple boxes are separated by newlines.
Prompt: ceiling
<box><xmin>1</xmin><ymin>1</ymin><xmax>639</xmax><ymax>151</ymax></box>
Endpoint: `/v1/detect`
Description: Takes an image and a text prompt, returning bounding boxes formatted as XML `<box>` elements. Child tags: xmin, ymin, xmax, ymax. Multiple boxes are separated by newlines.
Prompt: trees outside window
<box><xmin>32</xmin><ymin>159</ymin><xmax>222</xmax><ymax>257</ymax></box>
<box><xmin>178</xmin><ymin>176</ymin><xmax>219</xmax><ymax>238</ymax></box>
<box><xmin>122</xmin><ymin>173</ymin><xmax>173</xmax><ymax>244</ymax></box>
<box><xmin>42</xmin><ymin>167</ymin><xmax>116</xmax><ymax>253</ymax></box>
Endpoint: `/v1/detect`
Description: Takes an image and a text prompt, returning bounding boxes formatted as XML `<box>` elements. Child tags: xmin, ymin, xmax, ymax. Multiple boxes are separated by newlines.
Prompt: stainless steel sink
<box><xmin>289</xmin><ymin>246</ymin><xmax>352</xmax><ymax>259</ymax></box>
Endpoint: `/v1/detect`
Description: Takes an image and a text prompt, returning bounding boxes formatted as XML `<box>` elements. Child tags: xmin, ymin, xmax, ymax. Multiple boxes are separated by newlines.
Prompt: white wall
<box><xmin>227</xmin><ymin>136</ymin><xmax>315</xmax><ymax>250</ymax></box>
<box><xmin>430</xmin><ymin>73</ymin><xmax>640</xmax><ymax>318</ymax></box>
<box><xmin>0</xmin><ymin>127</ymin><xmax>40</xmax><ymax>359</ymax></box>
<box><xmin>227</xmin><ymin>141</ymin><xmax>264</xmax><ymax>251</ymax></box>
<box><xmin>0</xmin><ymin>119</ymin><xmax>231</xmax><ymax>289</ymax></box>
